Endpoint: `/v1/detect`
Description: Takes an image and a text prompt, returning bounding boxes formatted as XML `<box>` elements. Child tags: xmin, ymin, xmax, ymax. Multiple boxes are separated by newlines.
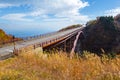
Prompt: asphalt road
<box><xmin>0</xmin><ymin>27</ymin><xmax>82</xmax><ymax>57</ymax></box>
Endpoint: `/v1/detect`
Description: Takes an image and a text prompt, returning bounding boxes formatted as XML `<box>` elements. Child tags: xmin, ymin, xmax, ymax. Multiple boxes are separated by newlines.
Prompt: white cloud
<box><xmin>30</xmin><ymin>0</ymin><xmax>89</xmax><ymax>23</ymax></box>
<box><xmin>0</xmin><ymin>3</ymin><xmax>15</xmax><ymax>8</ymax></box>
<box><xmin>1</xmin><ymin>13</ymin><xmax>32</xmax><ymax>21</ymax></box>
<box><xmin>105</xmin><ymin>7</ymin><xmax>120</xmax><ymax>16</ymax></box>
<box><xmin>0</xmin><ymin>0</ymin><xmax>30</xmax><ymax>7</ymax></box>
<box><xmin>43</xmin><ymin>18</ymin><xmax>69</xmax><ymax>22</ymax></box>
<box><xmin>70</xmin><ymin>15</ymin><xmax>90</xmax><ymax>22</ymax></box>
<box><xmin>0</xmin><ymin>0</ymin><xmax>90</xmax><ymax>23</ymax></box>
<box><xmin>42</xmin><ymin>14</ymin><xmax>89</xmax><ymax>25</ymax></box>
<box><xmin>30</xmin><ymin>0</ymin><xmax>89</xmax><ymax>16</ymax></box>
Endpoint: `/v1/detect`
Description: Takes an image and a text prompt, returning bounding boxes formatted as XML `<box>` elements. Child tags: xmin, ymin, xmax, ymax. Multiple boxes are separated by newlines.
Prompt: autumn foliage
<box><xmin>0</xmin><ymin>29</ymin><xmax>22</xmax><ymax>46</ymax></box>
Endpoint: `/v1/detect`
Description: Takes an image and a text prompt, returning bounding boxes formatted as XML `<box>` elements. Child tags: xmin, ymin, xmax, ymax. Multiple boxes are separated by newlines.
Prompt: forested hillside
<box><xmin>82</xmin><ymin>14</ymin><xmax>120</xmax><ymax>54</ymax></box>
<box><xmin>0</xmin><ymin>29</ymin><xmax>21</xmax><ymax>46</ymax></box>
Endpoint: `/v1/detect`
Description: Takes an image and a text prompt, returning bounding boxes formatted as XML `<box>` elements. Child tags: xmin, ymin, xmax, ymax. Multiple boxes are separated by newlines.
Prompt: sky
<box><xmin>0</xmin><ymin>0</ymin><xmax>120</xmax><ymax>37</ymax></box>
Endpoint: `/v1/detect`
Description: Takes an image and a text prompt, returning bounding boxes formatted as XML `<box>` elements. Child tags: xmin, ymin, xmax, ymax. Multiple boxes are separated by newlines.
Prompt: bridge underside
<box><xmin>43</xmin><ymin>32</ymin><xmax>84</xmax><ymax>54</ymax></box>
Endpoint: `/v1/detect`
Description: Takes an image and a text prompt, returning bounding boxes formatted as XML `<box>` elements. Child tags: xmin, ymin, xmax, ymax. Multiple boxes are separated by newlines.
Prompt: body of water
<box><xmin>5</xmin><ymin>29</ymin><xmax>57</xmax><ymax>38</ymax></box>
<box><xmin>0</xmin><ymin>25</ymin><xmax>59</xmax><ymax>38</ymax></box>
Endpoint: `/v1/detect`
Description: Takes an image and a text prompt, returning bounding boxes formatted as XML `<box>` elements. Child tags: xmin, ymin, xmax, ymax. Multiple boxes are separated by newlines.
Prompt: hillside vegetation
<box><xmin>0</xmin><ymin>29</ymin><xmax>21</xmax><ymax>46</ymax></box>
<box><xmin>59</xmin><ymin>24</ymin><xmax>82</xmax><ymax>31</ymax></box>
<box><xmin>82</xmin><ymin>15</ymin><xmax>120</xmax><ymax>54</ymax></box>
<box><xmin>0</xmin><ymin>51</ymin><xmax>120</xmax><ymax>80</ymax></box>
<box><xmin>0</xmin><ymin>29</ymin><xmax>12</xmax><ymax>44</ymax></box>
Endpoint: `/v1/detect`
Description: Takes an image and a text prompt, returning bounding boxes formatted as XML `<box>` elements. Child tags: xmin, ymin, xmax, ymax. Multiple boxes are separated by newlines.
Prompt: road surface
<box><xmin>0</xmin><ymin>27</ymin><xmax>82</xmax><ymax>58</ymax></box>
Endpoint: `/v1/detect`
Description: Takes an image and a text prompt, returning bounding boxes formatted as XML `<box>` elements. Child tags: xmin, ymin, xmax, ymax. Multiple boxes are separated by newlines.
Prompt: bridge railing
<box><xmin>33</xmin><ymin>28</ymin><xmax>82</xmax><ymax>48</ymax></box>
<box><xmin>13</xmin><ymin>28</ymin><xmax>83</xmax><ymax>55</ymax></box>
<box><xmin>20</xmin><ymin>31</ymin><xmax>58</xmax><ymax>41</ymax></box>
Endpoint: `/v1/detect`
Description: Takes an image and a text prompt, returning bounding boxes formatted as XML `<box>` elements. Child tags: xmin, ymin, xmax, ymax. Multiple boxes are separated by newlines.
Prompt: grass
<box><xmin>0</xmin><ymin>51</ymin><xmax>120</xmax><ymax>80</ymax></box>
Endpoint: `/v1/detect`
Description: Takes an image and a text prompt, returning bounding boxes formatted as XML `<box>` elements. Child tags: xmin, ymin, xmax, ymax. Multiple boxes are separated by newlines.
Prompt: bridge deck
<box><xmin>0</xmin><ymin>27</ymin><xmax>83</xmax><ymax>60</ymax></box>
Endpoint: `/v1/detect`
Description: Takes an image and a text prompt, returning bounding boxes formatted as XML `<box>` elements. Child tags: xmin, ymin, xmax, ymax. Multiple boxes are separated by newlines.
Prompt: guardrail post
<box><xmin>13</xmin><ymin>49</ymin><xmax>18</xmax><ymax>56</ymax></box>
<box><xmin>34</xmin><ymin>45</ymin><xmax>35</xmax><ymax>49</ymax></box>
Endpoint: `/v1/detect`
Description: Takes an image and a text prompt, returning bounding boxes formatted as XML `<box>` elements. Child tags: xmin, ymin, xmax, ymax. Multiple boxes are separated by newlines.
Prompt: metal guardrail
<box><xmin>13</xmin><ymin>28</ymin><xmax>83</xmax><ymax>55</ymax></box>
<box><xmin>0</xmin><ymin>39</ymin><xmax>22</xmax><ymax>48</ymax></box>
<box><xmin>20</xmin><ymin>32</ymin><xmax>57</xmax><ymax>41</ymax></box>
<box><xmin>33</xmin><ymin>28</ymin><xmax>82</xmax><ymax>48</ymax></box>
<box><xmin>0</xmin><ymin>28</ymin><xmax>83</xmax><ymax>60</ymax></box>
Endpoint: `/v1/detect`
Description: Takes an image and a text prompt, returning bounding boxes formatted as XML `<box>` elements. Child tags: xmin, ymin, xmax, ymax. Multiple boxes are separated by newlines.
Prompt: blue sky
<box><xmin>0</xmin><ymin>0</ymin><xmax>120</xmax><ymax>37</ymax></box>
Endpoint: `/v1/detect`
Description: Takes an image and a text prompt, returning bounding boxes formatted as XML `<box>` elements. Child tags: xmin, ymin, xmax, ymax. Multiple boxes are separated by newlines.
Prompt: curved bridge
<box><xmin>0</xmin><ymin>27</ymin><xmax>84</xmax><ymax>60</ymax></box>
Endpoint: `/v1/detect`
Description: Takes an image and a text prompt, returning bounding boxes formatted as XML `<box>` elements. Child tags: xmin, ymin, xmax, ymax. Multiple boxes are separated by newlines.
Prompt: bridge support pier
<box><xmin>64</xmin><ymin>41</ymin><xmax>66</xmax><ymax>52</ymax></box>
<box><xmin>70</xmin><ymin>31</ymin><xmax>82</xmax><ymax>58</ymax></box>
<box><xmin>43</xmin><ymin>30</ymin><xmax>85</xmax><ymax>57</ymax></box>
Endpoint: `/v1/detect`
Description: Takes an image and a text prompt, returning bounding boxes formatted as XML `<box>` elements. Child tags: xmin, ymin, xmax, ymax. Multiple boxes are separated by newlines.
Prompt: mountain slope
<box><xmin>81</xmin><ymin>15</ymin><xmax>120</xmax><ymax>54</ymax></box>
<box><xmin>59</xmin><ymin>24</ymin><xmax>82</xmax><ymax>32</ymax></box>
<box><xmin>0</xmin><ymin>29</ymin><xmax>21</xmax><ymax>45</ymax></box>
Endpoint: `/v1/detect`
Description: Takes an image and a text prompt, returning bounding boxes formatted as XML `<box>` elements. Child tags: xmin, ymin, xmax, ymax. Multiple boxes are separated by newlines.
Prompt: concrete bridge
<box><xmin>0</xmin><ymin>27</ymin><xmax>84</xmax><ymax>60</ymax></box>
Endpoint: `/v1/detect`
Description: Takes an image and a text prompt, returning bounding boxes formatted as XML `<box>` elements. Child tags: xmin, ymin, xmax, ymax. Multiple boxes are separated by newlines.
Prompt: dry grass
<box><xmin>0</xmin><ymin>51</ymin><xmax>120</xmax><ymax>80</ymax></box>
